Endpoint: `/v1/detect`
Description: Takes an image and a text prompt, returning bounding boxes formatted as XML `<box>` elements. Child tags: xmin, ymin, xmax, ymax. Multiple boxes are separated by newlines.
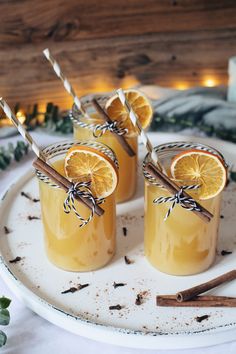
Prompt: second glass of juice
<box><xmin>35</xmin><ymin>140</ymin><xmax>117</xmax><ymax>272</ymax></box>
<box><xmin>143</xmin><ymin>142</ymin><xmax>226</xmax><ymax>276</ymax></box>
<box><xmin>71</xmin><ymin>95</ymin><xmax>138</xmax><ymax>203</ymax></box>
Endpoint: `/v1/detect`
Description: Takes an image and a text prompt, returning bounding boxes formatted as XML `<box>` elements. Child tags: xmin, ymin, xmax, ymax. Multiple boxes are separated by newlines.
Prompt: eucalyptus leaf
<box><xmin>230</xmin><ymin>171</ymin><xmax>236</xmax><ymax>182</ymax></box>
<box><xmin>0</xmin><ymin>297</ymin><xmax>11</xmax><ymax>309</ymax></box>
<box><xmin>0</xmin><ymin>309</ymin><xmax>10</xmax><ymax>326</ymax></box>
<box><xmin>0</xmin><ymin>331</ymin><xmax>7</xmax><ymax>347</ymax></box>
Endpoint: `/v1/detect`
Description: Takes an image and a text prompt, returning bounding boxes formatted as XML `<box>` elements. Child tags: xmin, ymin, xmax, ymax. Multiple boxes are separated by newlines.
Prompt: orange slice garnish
<box><xmin>65</xmin><ymin>146</ymin><xmax>118</xmax><ymax>198</ymax></box>
<box><xmin>105</xmin><ymin>89</ymin><xmax>152</xmax><ymax>137</ymax></box>
<box><xmin>170</xmin><ymin>149</ymin><xmax>227</xmax><ymax>200</ymax></box>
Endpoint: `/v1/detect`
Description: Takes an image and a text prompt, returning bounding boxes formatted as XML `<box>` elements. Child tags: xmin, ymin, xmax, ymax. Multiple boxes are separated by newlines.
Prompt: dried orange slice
<box><xmin>64</xmin><ymin>146</ymin><xmax>118</xmax><ymax>198</ymax></box>
<box><xmin>170</xmin><ymin>149</ymin><xmax>227</xmax><ymax>200</ymax></box>
<box><xmin>105</xmin><ymin>89</ymin><xmax>152</xmax><ymax>136</ymax></box>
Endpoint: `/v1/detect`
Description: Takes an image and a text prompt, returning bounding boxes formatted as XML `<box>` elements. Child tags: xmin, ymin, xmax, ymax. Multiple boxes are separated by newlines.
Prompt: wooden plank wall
<box><xmin>0</xmin><ymin>0</ymin><xmax>236</xmax><ymax>109</ymax></box>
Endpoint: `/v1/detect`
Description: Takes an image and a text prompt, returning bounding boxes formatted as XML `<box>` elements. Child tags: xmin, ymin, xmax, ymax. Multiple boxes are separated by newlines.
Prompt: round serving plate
<box><xmin>0</xmin><ymin>132</ymin><xmax>236</xmax><ymax>350</ymax></box>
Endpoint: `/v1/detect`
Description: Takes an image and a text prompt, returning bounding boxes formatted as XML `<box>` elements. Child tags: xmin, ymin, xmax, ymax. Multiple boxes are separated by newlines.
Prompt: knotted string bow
<box><xmin>93</xmin><ymin>120</ymin><xmax>128</xmax><ymax>138</ymax></box>
<box><xmin>153</xmin><ymin>184</ymin><xmax>201</xmax><ymax>221</ymax></box>
<box><xmin>63</xmin><ymin>181</ymin><xmax>104</xmax><ymax>227</ymax></box>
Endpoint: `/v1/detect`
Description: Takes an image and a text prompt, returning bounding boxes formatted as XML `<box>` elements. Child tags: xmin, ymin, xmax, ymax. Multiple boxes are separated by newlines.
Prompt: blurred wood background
<box><xmin>0</xmin><ymin>0</ymin><xmax>236</xmax><ymax>109</ymax></box>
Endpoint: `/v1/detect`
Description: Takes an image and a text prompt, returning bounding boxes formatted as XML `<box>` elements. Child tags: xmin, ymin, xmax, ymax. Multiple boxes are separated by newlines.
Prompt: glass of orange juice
<box><xmin>35</xmin><ymin>140</ymin><xmax>118</xmax><ymax>272</ymax></box>
<box><xmin>143</xmin><ymin>142</ymin><xmax>227</xmax><ymax>276</ymax></box>
<box><xmin>71</xmin><ymin>90</ymin><xmax>152</xmax><ymax>203</ymax></box>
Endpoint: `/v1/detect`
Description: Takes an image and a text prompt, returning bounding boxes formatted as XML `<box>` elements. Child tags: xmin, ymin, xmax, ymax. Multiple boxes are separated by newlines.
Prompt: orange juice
<box><xmin>72</xmin><ymin>100</ymin><xmax>137</xmax><ymax>203</ymax></box>
<box><xmin>143</xmin><ymin>142</ymin><xmax>225</xmax><ymax>275</ymax></box>
<box><xmin>36</xmin><ymin>141</ymin><xmax>116</xmax><ymax>272</ymax></box>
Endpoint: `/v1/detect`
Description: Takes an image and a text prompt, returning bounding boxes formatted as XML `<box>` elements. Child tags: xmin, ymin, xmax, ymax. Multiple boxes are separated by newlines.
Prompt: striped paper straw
<box><xmin>116</xmin><ymin>88</ymin><xmax>163</xmax><ymax>171</ymax></box>
<box><xmin>0</xmin><ymin>97</ymin><xmax>46</xmax><ymax>161</ymax></box>
<box><xmin>43</xmin><ymin>48</ymin><xmax>90</xmax><ymax>119</ymax></box>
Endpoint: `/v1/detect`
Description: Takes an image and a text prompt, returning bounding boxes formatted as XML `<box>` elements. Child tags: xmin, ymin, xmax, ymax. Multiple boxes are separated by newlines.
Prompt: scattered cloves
<box><xmin>4</xmin><ymin>226</ymin><xmax>11</xmax><ymax>234</ymax></box>
<box><xmin>135</xmin><ymin>291</ymin><xmax>148</xmax><ymax>305</ymax></box>
<box><xmin>135</xmin><ymin>294</ymin><xmax>143</xmax><ymax>305</ymax></box>
<box><xmin>113</xmin><ymin>282</ymin><xmax>126</xmax><ymax>289</ymax></box>
<box><xmin>9</xmin><ymin>256</ymin><xmax>22</xmax><ymax>264</ymax></box>
<box><xmin>61</xmin><ymin>283</ymin><xmax>89</xmax><ymax>294</ymax></box>
<box><xmin>21</xmin><ymin>191</ymin><xmax>39</xmax><ymax>203</ymax></box>
<box><xmin>109</xmin><ymin>304</ymin><xmax>123</xmax><ymax>310</ymax></box>
<box><xmin>122</xmin><ymin>227</ymin><xmax>127</xmax><ymax>236</ymax></box>
<box><xmin>124</xmin><ymin>256</ymin><xmax>134</xmax><ymax>265</ymax></box>
<box><xmin>195</xmin><ymin>314</ymin><xmax>210</xmax><ymax>323</ymax></box>
<box><xmin>221</xmin><ymin>250</ymin><xmax>232</xmax><ymax>256</ymax></box>
<box><xmin>28</xmin><ymin>215</ymin><xmax>40</xmax><ymax>220</ymax></box>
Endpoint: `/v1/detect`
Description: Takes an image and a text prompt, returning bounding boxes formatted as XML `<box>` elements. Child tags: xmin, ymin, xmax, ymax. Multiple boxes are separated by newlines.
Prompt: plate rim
<box><xmin>1</xmin><ymin>132</ymin><xmax>236</xmax><ymax>349</ymax></box>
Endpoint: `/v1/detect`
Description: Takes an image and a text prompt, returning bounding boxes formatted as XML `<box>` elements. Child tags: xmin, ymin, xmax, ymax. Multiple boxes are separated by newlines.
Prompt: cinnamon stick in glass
<box><xmin>92</xmin><ymin>98</ymin><xmax>136</xmax><ymax>157</ymax></box>
<box><xmin>33</xmin><ymin>157</ymin><xmax>104</xmax><ymax>216</ymax></box>
<box><xmin>146</xmin><ymin>162</ymin><xmax>213</xmax><ymax>223</ymax></box>
<box><xmin>176</xmin><ymin>270</ymin><xmax>236</xmax><ymax>302</ymax></box>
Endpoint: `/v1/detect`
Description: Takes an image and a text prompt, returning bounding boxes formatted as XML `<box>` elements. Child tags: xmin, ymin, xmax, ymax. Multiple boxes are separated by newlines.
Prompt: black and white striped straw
<box><xmin>0</xmin><ymin>97</ymin><xmax>46</xmax><ymax>161</ymax></box>
<box><xmin>0</xmin><ymin>97</ymin><xmax>100</xmax><ymax>226</ymax></box>
<box><xmin>116</xmin><ymin>88</ymin><xmax>163</xmax><ymax>171</ymax></box>
<box><xmin>43</xmin><ymin>48</ymin><xmax>90</xmax><ymax>120</ymax></box>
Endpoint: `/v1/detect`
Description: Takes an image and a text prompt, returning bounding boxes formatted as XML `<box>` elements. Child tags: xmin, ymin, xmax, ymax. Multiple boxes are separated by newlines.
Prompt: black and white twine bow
<box><xmin>63</xmin><ymin>181</ymin><xmax>104</xmax><ymax>227</ymax></box>
<box><xmin>69</xmin><ymin>111</ymin><xmax>128</xmax><ymax>138</ymax></box>
<box><xmin>153</xmin><ymin>184</ymin><xmax>201</xmax><ymax>221</ymax></box>
<box><xmin>92</xmin><ymin>121</ymin><xmax>128</xmax><ymax>138</ymax></box>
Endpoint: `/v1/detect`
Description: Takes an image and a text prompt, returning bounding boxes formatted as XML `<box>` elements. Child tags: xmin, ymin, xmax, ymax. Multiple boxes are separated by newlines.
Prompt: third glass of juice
<box><xmin>143</xmin><ymin>142</ymin><xmax>227</xmax><ymax>276</ymax></box>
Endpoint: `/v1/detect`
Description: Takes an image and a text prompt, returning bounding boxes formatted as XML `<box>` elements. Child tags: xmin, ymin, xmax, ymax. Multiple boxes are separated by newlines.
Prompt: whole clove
<box><xmin>9</xmin><ymin>256</ymin><xmax>22</xmax><ymax>264</ymax></box>
<box><xmin>28</xmin><ymin>215</ymin><xmax>40</xmax><ymax>220</ymax></box>
<box><xmin>21</xmin><ymin>191</ymin><xmax>39</xmax><ymax>203</ymax></box>
<box><xmin>122</xmin><ymin>227</ymin><xmax>127</xmax><ymax>236</ymax></box>
<box><xmin>135</xmin><ymin>294</ymin><xmax>143</xmax><ymax>305</ymax></box>
<box><xmin>124</xmin><ymin>256</ymin><xmax>134</xmax><ymax>265</ymax></box>
<box><xmin>113</xmin><ymin>282</ymin><xmax>126</xmax><ymax>289</ymax></box>
<box><xmin>109</xmin><ymin>304</ymin><xmax>123</xmax><ymax>310</ymax></box>
<box><xmin>221</xmin><ymin>250</ymin><xmax>232</xmax><ymax>256</ymax></box>
<box><xmin>195</xmin><ymin>314</ymin><xmax>210</xmax><ymax>323</ymax></box>
<box><xmin>61</xmin><ymin>283</ymin><xmax>89</xmax><ymax>294</ymax></box>
<box><xmin>4</xmin><ymin>226</ymin><xmax>11</xmax><ymax>234</ymax></box>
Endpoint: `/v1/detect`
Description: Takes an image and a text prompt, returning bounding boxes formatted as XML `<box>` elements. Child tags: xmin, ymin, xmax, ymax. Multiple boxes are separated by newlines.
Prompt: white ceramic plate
<box><xmin>0</xmin><ymin>133</ymin><xmax>236</xmax><ymax>350</ymax></box>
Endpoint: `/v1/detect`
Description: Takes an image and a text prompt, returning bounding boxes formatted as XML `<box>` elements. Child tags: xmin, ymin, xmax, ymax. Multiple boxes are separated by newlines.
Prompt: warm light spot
<box><xmin>16</xmin><ymin>111</ymin><xmax>26</xmax><ymax>124</ymax></box>
<box><xmin>175</xmin><ymin>82</ymin><xmax>189</xmax><ymax>90</ymax></box>
<box><xmin>203</xmin><ymin>78</ymin><xmax>218</xmax><ymax>87</ymax></box>
<box><xmin>120</xmin><ymin>75</ymin><xmax>140</xmax><ymax>89</ymax></box>
<box><xmin>90</xmin><ymin>76</ymin><xmax>115</xmax><ymax>93</ymax></box>
<box><xmin>37</xmin><ymin>103</ymin><xmax>47</xmax><ymax>113</ymax></box>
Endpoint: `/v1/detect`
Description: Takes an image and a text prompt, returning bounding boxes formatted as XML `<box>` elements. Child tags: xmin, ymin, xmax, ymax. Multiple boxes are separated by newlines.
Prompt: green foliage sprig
<box><xmin>151</xmin><ymin>114</ymin><xmax>236</xmax><ymax>144</ymax></box>
<box><xmin>0</xmin><ymin>296</ymin><xmax>11</xmax><ymax>347</ymax></box>
<box><xmin>0</xmin><ymin>141</ymin><xmax>29</xmax><ymax>171</ymax></box>
<box><xmin>17</xmin><ymin>102</ymin><xmax>73</xmax><ymax>134</ymax></box>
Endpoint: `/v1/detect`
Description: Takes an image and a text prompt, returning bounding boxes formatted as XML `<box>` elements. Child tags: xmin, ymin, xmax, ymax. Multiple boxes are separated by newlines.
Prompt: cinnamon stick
<box><xmin>33</xmin><ymin>158</ymin><xmax>104</xmax><ymax>216</ymax></box>
<box><xmin>146</xmin><ymin>162</ymin><xmax>213</xmax><ymax>223</ymax></box>
<box><xmin>92</xmin><ymin>99</ymin><xmax>136</xmax><ymax>157</ymax></box>
<box><xmin>176</xmin><ymin>270</ymin><xmax>236</xmax><ymax>302</ymax></box>
<box><xmin>156</xmin><ymin>295</ymin><xmax>236</xmax><ymax>307</ymax></box>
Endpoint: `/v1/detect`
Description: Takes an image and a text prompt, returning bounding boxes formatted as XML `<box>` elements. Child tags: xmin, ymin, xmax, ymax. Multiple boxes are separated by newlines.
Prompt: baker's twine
<box><xmin>153</xmin><ymin>184</ymin><xmax>201</xmax><ymax>221</ymax></box>
<box><xmin>69</xmin><ymin>111</ymin><xmax>128</xmax><ymax>137</ymax></box>
<box><xmin>63</xmin><ymin>181</ymin><xmax>104</xmax><ymax>227</ymax></box>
